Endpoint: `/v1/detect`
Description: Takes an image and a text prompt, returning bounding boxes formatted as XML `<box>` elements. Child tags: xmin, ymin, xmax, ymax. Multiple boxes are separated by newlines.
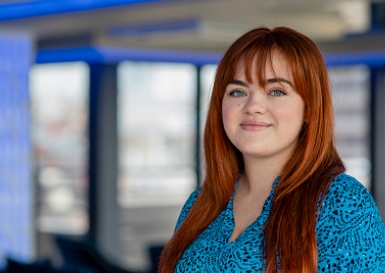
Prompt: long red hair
<box><xmin>158</xmin><ymin>26</ymin><xmax>345</xmax><ymax>273</ymax></box>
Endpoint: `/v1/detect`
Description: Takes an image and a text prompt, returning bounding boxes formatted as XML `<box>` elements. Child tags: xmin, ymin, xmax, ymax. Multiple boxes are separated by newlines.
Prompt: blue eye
<box><xmin>270</xmin><ymin>89</ymin><xmax>285</xmax><ymax>96</ymax></box>
<box><xmin>229</xmin><ymin>90</ymin><xmax>246</xmax><ymax>97</ymax></box>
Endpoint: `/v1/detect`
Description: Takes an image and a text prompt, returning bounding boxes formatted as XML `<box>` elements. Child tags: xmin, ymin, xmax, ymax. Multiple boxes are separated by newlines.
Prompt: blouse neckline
<box><xmin>226</xmin><ymin>176</ymin><xmax>280</xmax><ymax>244</ymax></box>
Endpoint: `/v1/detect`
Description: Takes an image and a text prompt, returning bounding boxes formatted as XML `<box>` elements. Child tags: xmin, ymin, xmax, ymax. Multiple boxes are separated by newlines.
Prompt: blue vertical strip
<box><xmin>0</xmin><ymin>34</ymin><xmax>33</xmax><ymax>268</ymax></box>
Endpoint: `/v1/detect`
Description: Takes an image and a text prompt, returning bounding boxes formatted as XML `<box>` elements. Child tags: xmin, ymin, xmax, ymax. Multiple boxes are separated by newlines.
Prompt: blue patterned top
<box><xmin>174</xmin><ymin>173</ymin><xmax>385</xmax><ymax>272</ymax></box>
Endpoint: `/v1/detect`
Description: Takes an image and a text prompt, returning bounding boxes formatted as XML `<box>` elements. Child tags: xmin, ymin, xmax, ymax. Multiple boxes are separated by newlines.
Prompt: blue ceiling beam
<box><xmin>36</xmin><ymin>46</ymin><xmax>385</xmax><ymax>68</ymax></box>
<box><xmin>325</xmin><ymin>50</ymin><xmax>385</xmax><ymax>68</ymax></box>
<box><xmin>0</xmin><ymin>0</ymin><xmax>167</xmax><ymax>21</ymax></box>
<box><xmin>35</xmin><ymin>46</ymin><xmax>223</xmax><ymax>66</ymax></box>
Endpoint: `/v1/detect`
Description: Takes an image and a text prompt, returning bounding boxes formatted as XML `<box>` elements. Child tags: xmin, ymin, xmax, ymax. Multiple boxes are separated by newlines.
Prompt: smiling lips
<box><xmin>240</xmin><ymin>120</ymin><xmax>272</xmax><ymax>131</ymax></box>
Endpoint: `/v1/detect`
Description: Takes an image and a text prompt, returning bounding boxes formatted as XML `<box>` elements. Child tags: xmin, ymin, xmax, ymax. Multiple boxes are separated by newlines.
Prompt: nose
<box><xmin>243</xmin><ymin>92</ymin><xmax>267</xmax><ymax>114</ymax></box>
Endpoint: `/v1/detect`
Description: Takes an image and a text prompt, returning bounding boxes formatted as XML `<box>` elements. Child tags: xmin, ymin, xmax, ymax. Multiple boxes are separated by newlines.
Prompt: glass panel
<box><xmin>118</xmin><ymin>61</ymin><xmax>197</xmax><ymax>207</ymax></box>
<box><xmin>30</xmin><ymin>62</ymin><xmax>89</xmax><ymax>235</ymax></box>
<box><xmin>329</xmin><ymin>65</ymin><xmax>371</xmax><ymax>189</ymax></box>
<box><xmin>117</xmin><ymin>62</ymin><xmax>197</xmax><ymax>270</ymax></box>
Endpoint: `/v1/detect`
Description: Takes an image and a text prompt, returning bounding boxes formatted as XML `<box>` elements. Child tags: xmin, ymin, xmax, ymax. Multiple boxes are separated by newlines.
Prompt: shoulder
<box><xmin>175</xmin><ymin>187</ymin><xmax>202</xmax><ymax>230</ymax></box>
<box><xmin>325</xmin><ymin>173</ymin><xmax>371</xmax><ymax>198</ymax></box>
<box><xmin>320</xmin><ymin>173</ymin><xmax>381</xmax><ymax>220</ymax></box>
<box><xmin>319</xmin><ymin>172</ymin><xmax>383</xmax><ymax>231</ymax></box>
<box><xmin>322</xmin><ymin>173</ymin><xmax>375</xmax><ymax>210</ymax></box>
<box><xmin>317</xmin><ymin>173</ymin><xmax>385</xmax><ymax>271</ymax></box>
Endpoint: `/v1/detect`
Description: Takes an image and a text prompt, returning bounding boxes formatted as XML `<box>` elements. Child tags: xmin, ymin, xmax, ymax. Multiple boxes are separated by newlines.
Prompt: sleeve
<box><xmin>174</xmin><ymin>187</ymin><xmax>201</xmax><ymax>231</ymax></box>
<box><xmin>316</xmin><ymin>174</ymin><xmax>385</xmax><ymax>273</ymax></box>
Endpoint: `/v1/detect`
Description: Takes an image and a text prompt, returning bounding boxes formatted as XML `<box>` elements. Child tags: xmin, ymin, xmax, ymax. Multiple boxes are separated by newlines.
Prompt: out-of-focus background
<box><xmin>1</xmin><ymin>0</ymin><xmax>385</xmax><ymax>272</ymax></box>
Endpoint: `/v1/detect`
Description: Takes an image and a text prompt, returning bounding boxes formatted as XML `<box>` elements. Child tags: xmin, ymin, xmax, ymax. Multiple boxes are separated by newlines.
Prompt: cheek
<box><xmin>222</xmin><ymin>102</ymin><xmax>231</xmax><ymax>119</ymax></box>
<box><xmin>275</xmin><ymin>104</ymin><xmax>305</xmax><ymax>128</ymax></box>
<box><xmin>222</xmin><ymin>108</ymin><xmax>231</xmax><ymax>129</ymax></box>
<box><xmin>222</xmin><ymin>103</ymin><xmax>238</xmax><ymax>131</ymax></box>
<box><xmin>284</xmin><ymin>107</ymin><xmax>305</xmax><ymax>131</ymax></box>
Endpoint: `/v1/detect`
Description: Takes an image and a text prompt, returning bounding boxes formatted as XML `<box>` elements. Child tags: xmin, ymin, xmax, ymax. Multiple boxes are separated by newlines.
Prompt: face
<box><xmin>222</xmin><ymin>52</ymin><xmax>305</xmax><ymax>165</ymax></box>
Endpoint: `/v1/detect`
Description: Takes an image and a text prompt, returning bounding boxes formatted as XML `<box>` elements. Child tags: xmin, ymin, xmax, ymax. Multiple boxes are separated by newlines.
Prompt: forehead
<box><xmin>234</xmin><ymin>51</ymin><xmax>293</xmax><ymax>84</ymax></box>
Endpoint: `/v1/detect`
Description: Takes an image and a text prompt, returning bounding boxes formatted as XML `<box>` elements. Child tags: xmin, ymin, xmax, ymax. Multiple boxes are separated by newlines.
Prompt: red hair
<box><xmin>158</xmin><ymin>26</ymin><xmax>344</xmax><ymax>273</ymax></box>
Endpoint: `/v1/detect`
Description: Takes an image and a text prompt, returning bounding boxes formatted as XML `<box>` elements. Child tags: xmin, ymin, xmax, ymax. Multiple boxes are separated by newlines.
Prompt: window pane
<box><xmin>117</xmin><ymin>62</ymin><xmax>197</xmax><ymax>270</ymax></box>
<box><xmin>30</xmin><ymin>62</ymin><xmax>89</xmax><ymax>235</ymax></box>
<box><xmin>118</xmin><ymin>62</ymin><xmax>197</xmax><ymax>206</ymax></box>
<box><xmin>329</xmin><ymin>65</ymin><xmax>371</xmax><ymax>189</ymax></box>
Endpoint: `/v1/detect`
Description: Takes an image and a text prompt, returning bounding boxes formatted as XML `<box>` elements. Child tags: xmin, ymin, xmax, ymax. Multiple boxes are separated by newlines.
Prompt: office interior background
<box><xmin>1</xmin><ymin>0</ymin><xmax>385</xmax><ymax>272</ymax></box>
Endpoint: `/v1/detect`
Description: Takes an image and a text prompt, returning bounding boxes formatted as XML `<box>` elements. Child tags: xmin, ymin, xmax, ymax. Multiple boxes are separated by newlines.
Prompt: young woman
<box><xmin>158</xmin><ymin>26</ymin><xmax>385</xmax><ymax>272</ymax></box>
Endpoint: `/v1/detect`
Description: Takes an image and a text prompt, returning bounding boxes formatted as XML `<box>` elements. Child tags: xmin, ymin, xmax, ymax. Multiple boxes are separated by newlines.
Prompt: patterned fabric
<box><xmin>174</xmin><ymin>173</ymin><xmax>385</xmax><ymax>272</ymax></box>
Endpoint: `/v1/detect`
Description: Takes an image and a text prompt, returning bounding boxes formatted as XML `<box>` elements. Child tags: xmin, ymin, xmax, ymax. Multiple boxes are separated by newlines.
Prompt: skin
<box><xmin>222</xmin><ymin>51</ymin><xmax>305</xmax><ymax>242</ymax></box>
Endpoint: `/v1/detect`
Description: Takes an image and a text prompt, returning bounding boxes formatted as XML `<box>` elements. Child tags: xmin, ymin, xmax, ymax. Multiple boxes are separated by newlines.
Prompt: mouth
<box><xmin>240</xmin><ymin>120</ymin><xmax>272</xmax><ymax>131</ymax></box>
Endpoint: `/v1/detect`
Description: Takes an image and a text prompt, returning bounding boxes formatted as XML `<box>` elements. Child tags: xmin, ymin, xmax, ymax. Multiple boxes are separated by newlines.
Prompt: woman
<box><xmin>158</xmin><ymin>26</ymin><xmax>385</xmax><ymax>272</ymax></box>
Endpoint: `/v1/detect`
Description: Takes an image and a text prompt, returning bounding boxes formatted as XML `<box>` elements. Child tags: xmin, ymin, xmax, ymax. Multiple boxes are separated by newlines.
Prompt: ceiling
<box><xmin>0</xmin><ymin>0</ymin><xmax>377</xmax><ymax>53</ymax></box>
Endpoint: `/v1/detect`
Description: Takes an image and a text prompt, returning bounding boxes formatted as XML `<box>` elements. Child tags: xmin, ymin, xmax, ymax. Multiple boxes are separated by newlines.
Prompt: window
<box><xmin>30</xmin><ymin>62</ymin><xmax>89</xmax><ymax>235</ymax></box>
<box><xmin>118</xmin><ymin>61</ymin><xmax>197</xmax><ymax>207</ymax></box>
<box><xmin>117</xmin><ymin>62</ymin><xmax>197</xmax><ymax>270</ymax></box>
<box><xmin>329</xmin><ymin>65</ymin><xmax>371</xmax><ymax>189</ymax></box>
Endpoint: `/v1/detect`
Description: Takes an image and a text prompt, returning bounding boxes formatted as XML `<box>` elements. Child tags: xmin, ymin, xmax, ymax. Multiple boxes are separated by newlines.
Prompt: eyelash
<box><xmin>229</xmin><ymin>89</ymin><xmax>286</xmax><ymax>97</ymax></box>
<box><xmin>229</xmin><ymin>90</ymin><xmax>246</xmax><ymax>97</ymax></box>
<box><xmin>270</xmin><ymin>89</ymin><xmax>286</xmax><ymax>96</ymax></box>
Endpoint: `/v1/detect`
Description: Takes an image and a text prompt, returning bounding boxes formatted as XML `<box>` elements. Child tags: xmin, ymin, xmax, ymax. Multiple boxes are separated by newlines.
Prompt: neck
<box><xmin>240</xmin><ymin>155</ymin><xmax>286</xmax><ymax>193</ymax></box>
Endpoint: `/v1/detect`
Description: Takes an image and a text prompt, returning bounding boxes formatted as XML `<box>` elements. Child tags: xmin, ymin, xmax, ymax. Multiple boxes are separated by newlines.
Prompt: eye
<box><xmin>229</xmin><ymin>90</ymin><xmax>246</xmax><ymax>97</ymax></box>
<box><xmin>270</xmin><ymin>89</ymin><xmax>286</xmax><ymax>97</ymax></box>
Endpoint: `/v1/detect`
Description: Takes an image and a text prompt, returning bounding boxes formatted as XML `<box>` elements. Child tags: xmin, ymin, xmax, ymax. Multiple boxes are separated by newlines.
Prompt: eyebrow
<box><xmin>229</xmin><ymin>77</ymin><xmax>293</xmax><ymax>87</ymax></box>
<box><xmin>267</xmin><ymin>77</ymin><xmax>293</xmax><ymax>87</ymax></box>
<box><xmin>229</xmin><ymin>79</ymin><xmax>249</xmax><ymax>87</ymax></box>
